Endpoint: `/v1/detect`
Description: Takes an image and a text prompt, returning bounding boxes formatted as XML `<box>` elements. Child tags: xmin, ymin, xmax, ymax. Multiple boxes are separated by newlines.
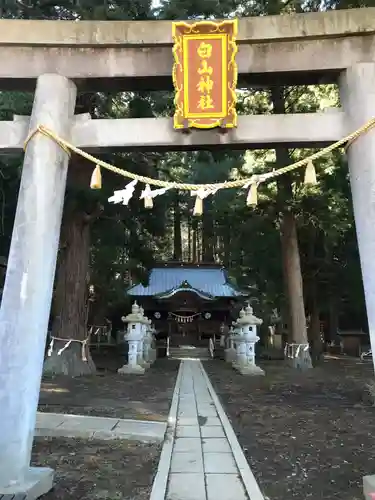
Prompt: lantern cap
<box><xmin>123</xmin><ymin>301</ymin><xmax>143</xmax><ymax>323</ymax></box>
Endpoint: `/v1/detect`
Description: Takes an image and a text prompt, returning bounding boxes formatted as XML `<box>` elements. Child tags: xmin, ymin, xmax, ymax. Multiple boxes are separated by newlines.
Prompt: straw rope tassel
<box><xmin>90</xmin><ymin>165</ymin><xmax>102</xmax><ymax>189</ymax></box>
<box><xmin>143</xmin><ymin>184</ymin><xmax>154</xmax><ymax>209</ymax></box>
<box><xmin>247</xmin><ymin>182</ymin><xmax>258</xmax><ymax>206</ymax></box>
<box><xmin>21</xmin><ymin>117</ymin><xmax>375</xmax><ymax>194</ymax></box>
<box><xmin>193</xmin><ymin>196</ymin><xmax>203</xmax><ymax>216</ymax></box>
<box><xmin>304</xmin><ymin>160</ymin><xmax>317</xmax><ymax>185</ymax></box>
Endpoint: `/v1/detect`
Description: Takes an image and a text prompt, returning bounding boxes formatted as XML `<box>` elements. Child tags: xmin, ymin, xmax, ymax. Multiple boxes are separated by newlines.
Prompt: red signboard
<box><xmin>172</xmin><ymin>20</ymin><xmax>238</xmax><ymax>130</ymax></box>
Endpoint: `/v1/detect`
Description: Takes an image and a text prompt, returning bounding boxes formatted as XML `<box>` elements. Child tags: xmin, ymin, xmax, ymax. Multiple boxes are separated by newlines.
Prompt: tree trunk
<box><xmin>43</xmin><ymin>156</ymin><xmax>101</xmax><ymax>376</ymax></box>
<box><xmin>202</xmin><ymin>198</ymin><xmax>215</xmax><ymax>262</ymax></box>
<box><xmin>173</xmin><ymin>192</ymin><xmax>182</xmax><ymax>261</ymax></box>
<box><xmin>328</xmin><ymin>295</ymin><xmax>340</xmax><ymax>342</ymax></box>
<box><xmin>188</xmin><ymin>216</ymin><xmax>192</xmax><ymax>262</ymax></box>
<box><xmin>223</xmin><ymin>224</ymin><xmax>231</xmax><ymax>268</ymax></box>
<box><xmin>44</xmin><ymin>207</ymin><xmax>95</xmax><ymax>376</ymax></box>
<box><xmin>280</xmin><ymin>211</ymin><xmax>312</xmax><ymax>368</ymax></box>
<box><xmin>308</xmin><ymin>276</ymin><xmax>323</xmax><ymax>364</ymax></box>
<box><xmin>192</xmin><ymin>219</ymin><xmax>198</xmax><ymax>263</ymax></box>
<box><xmin>271</xmin><ymin>85</ymin><xmax>312</xmax><ymax>369</ymax></box>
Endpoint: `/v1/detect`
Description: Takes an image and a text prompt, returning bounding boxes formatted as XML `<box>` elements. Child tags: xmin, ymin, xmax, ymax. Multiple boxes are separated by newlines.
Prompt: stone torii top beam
<box><xmin>1</xmin><ymin>8</ymin><xmax>375</xmax><ymax>90</ymax></box>
<box><xmin>0</xmin><ymin>9</ymin><xmax>374</xmax><ymax>46</ymax></box>
<box><xmin>0</xmin><ymin>111</ymin><xmax>346</xmax><ymax>154</ymax></box>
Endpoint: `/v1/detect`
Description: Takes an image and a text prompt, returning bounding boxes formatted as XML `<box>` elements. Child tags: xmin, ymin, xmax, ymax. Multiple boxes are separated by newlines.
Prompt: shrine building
<box><xmin>127</xmin><ymin>262</ymin><xmax>247</xmax><ymax>346</ymax></box>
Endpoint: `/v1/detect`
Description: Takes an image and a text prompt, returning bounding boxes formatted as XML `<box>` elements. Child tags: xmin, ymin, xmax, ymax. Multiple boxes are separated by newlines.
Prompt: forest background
<box><xmin>0</xmin><ymin>0</ymin><xmax>370</xmax><ymax>374</ymax></box>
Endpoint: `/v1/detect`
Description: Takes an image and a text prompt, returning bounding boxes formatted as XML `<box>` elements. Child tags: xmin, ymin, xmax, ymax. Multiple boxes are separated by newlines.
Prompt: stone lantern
<box><xmin>137</xmin><ymin>306</ymin><xmax>149</xmax><ymax>368</ymax></box>
<box><xmin>219</xmin><ymin>322</ymin><xmax>228</xmax><ymax>347</ymax></box>
<box><xmin>142</xmin><ymin>318</ymin><xmax>153</xmax><ymax>368</ymax></box>
<box><xmin>232</xmin><ymin>309</ymin><xmax>246</xmax><ymax>368</ymax></box>
<box><xmin>148</xmin><ymin>323</ymin><xmax>157</xmax><ymax>364</ymax></box>
<box><xmin>233</xmin><ymin>304</ymin><xmax>264</xmax><ymax>375</ymax></box>
<box><xmin>225</xmin><ymin>325</ymin><xmax>237</xmax><ymax>363</ymax></box>
<box><xmin>118</xmin><ymin>302</ymin><xmax>145</xmax><ymax>375</ymax></box>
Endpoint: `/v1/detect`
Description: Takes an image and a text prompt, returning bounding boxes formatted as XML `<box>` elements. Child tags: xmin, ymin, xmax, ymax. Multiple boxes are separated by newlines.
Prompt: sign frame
<box><xmin>172</xmin><ymin>20</ymin><xmax>238</xmax><ymax>130</ymax></box>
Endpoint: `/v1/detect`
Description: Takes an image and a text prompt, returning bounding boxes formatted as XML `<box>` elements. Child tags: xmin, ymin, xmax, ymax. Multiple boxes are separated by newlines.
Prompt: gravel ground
<box><xmin>38</xmin><ymin>357</ymin><xmax>179</xmax><ymax>421</ymax></box>
<box><xmin>204</xmin><ymin>358</ymin><xmax>375</xmax><ymax>500</ymax></box>
<box><xmin>32</xmin><ymin>437</ymin><xmax>160</xmax><ymax>500</ymax></box>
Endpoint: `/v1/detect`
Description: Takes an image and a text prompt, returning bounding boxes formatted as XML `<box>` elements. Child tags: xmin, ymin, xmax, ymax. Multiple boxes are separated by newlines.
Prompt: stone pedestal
<box><xmin>118</xmin><ymin>303</ymin><xmax>145</xmax><ymax>375</ymax></box>
<box><xmin>118</xmin><ymin>340</ymin><xmax>145</xmax><ymax>375</ymax></box>
<box><xmin>236</xmin><ymin>338</ymin><xmax>265</xmax><ymax>376</ymax></box>
<box><xmin>137</xmin><ymin>337</ymin><xmax>146</xmax><ymax>367</ymax></box>
<box><xmin>0</xmin><ymin>74</ymin><xmax>77</xmax><ymax>496</ymax></box>
<box><xmin>340</xmin><ymin>63</ymin><xmax>375</xmax><ymax>375</ymax></box>
<box><xmin>232</xmin><ymin>335</ymin><xmax>247</xmax><ymax>370</ymax></box>
<box><xmin>232</xmin><ymin>306</ymin><xmax>264</xmax><ymax>376</ymax></box>
<box><xmin>224</xmin><ymin>327</ymin><xmax>236</xmax><ymax>363</ymax></box>
<box><xmin>225</xmin><ymin>343</ymin><xmax>236</xmax><ymax>363</ymax></box>
<box><xmin>142</xmin><ymin>332</ymin><xmax>151</xmax><ymax>369</ymax></box>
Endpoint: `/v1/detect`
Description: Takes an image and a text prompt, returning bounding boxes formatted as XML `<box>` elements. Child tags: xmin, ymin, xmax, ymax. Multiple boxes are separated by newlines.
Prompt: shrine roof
<box><xmin>127</xmin><ymin>265</ymin><xmax>246</xmax><ymax>299</ymax></box>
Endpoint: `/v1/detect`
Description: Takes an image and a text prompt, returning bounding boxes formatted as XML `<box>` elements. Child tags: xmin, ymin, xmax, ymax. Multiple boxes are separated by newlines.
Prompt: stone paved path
<box><xmin>150</xmin><ymin>359</ymin><xmax>265</xmax><ymax>500</ymax></box>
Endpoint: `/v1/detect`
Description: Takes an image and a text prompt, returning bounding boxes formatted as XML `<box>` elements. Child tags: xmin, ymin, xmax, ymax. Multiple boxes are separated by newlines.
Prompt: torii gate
<box><xmin>0</xmin><ymin>8</ymin><xmax>375</xmax><ymax>498</ymax></box>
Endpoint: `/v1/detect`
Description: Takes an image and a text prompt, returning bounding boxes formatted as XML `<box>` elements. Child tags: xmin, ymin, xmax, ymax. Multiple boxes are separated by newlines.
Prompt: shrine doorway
<box><xmin>166</xmin><ymin>291</ymin><xmax>207</xmax><ymax>347</ymax></box>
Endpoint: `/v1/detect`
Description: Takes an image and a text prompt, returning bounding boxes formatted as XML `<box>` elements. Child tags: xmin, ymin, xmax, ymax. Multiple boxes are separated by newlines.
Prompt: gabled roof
<box><xmin>127</xmin><ymin>265</ymin><xmax>246</xmax><ymax>299</ymax></box>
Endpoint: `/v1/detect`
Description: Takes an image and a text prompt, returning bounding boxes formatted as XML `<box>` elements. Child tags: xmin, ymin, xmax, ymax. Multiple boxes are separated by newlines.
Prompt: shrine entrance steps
<box><xmin>168</xmin><ymin>346</ymin><xmax>210</xmax><ymax>360</ymax></box>
<box><xmin>150</xmin><ymin>359</ymin><xmax>265</xmax><ymax>500</ymax></box>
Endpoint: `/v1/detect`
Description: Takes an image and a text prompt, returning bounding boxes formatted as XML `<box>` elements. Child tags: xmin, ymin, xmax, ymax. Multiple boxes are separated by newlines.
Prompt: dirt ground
<box><xmin>204</xmin><ymin>357</ymin><xmax>375</xmax><ymax>500</ymax></box>
<box><xmin>38</xmin><ymin>355</ymin><xmax>179</xmax><ymax>421</ymax></box>
<box><xmin>32</xmin><ymin>437</ymin><xmax>160</xmax><ymax>500</ymax></box>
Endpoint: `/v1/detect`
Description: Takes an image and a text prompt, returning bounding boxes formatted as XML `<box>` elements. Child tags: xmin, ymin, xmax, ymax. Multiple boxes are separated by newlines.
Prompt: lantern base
<box><xmin>118</xmin><ymin>364</ymin><xmax>145</xmax><ymax>375</ymax></box>
<box><xmin>235</xmin><ymin>363</ymin><xmax>265</xmax><ymax>376</ymax></box>
<box><xmin>224</xmin><ymin>347</ymin><xmax>236</xmax><ymax>363</ymax></box>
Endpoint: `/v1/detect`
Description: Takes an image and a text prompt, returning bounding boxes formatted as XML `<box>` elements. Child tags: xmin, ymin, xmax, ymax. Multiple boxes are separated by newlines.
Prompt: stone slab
<box><xmin>206</xmin><ymin>474</ymin><xmax>247</xmax><ymax>500</ymax></box>
<box><xmin>174</xmin><ymin>437</ymin><xmax>202</xmax><ymax>453</ymax></box>
<box><xmin>34</xmin><ymin>427</ymin><xmax>95</xmax><ymax>439</ymax></box>
<box><xmin>0</xmin><ymin>467</ymin><xmax>54</xmax><ymax>499</ymax></box>
<box><xmin>201</xmin><ymin>426</ymin><xmax>226</xmax><ymax>438</ymax></box>
<box><xmin>176</xmin><ymin>426</ymin><xmax>201</xmax><ymax>438</ymax></box>
<box><xmin>178</xmin><ymin>409</ymin><xmax>198</xmax><ymax>417</ymax></box>
<box><xmin>200</xmin><ymin>417</ymin><xmax>221</xmax><ymax>427</ymax></box>
<box><xmin>57</xmin><ymin>414</ymin><xmax>119</xmax><ymax>431</ymax></box>
<box><xmin>198</xmin><ymin>408</ymin><xmax>218</xmax><ymax>417</ymax></box>
<box><xmin>363</xmin><ymin>474</ymin><xmax>375</xmax><ymax>499</ymax></box>
<box><xmin>170</xmin><ymin>452</ymin><xmax>204</xmax><ymax>473</ymax></box>
<box><xmin>167</xmin><ymin>473</ymin><xmax>206</xmax><ymax>500</ymax></box>
<box><xmin>202</xmin><ymin>438</ymin><xmax>232</xmax><ymax>453</ymax></box>
<box><xmin>35</xmin><ymin>412</ymin><xmax>65</xmax><ymax>428</ymax></box>
<box><xmin>204</xmin><ymin>452</ymin><xmax>238</xmax><ymax>474</ymax></box>
<box><xmin>35</xmin><ymin>412</ymin><xmax>166</xmax><ymax>442</ymax></box>
<box><xmin>177</xmin><ymin>416</ymin><xmax>199</xmax><ymax>426</ymax></box>
<box><xmin>114</xmin><ymin>420</ymin><xmax>166</xmax><ymax>442</ymax></box>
